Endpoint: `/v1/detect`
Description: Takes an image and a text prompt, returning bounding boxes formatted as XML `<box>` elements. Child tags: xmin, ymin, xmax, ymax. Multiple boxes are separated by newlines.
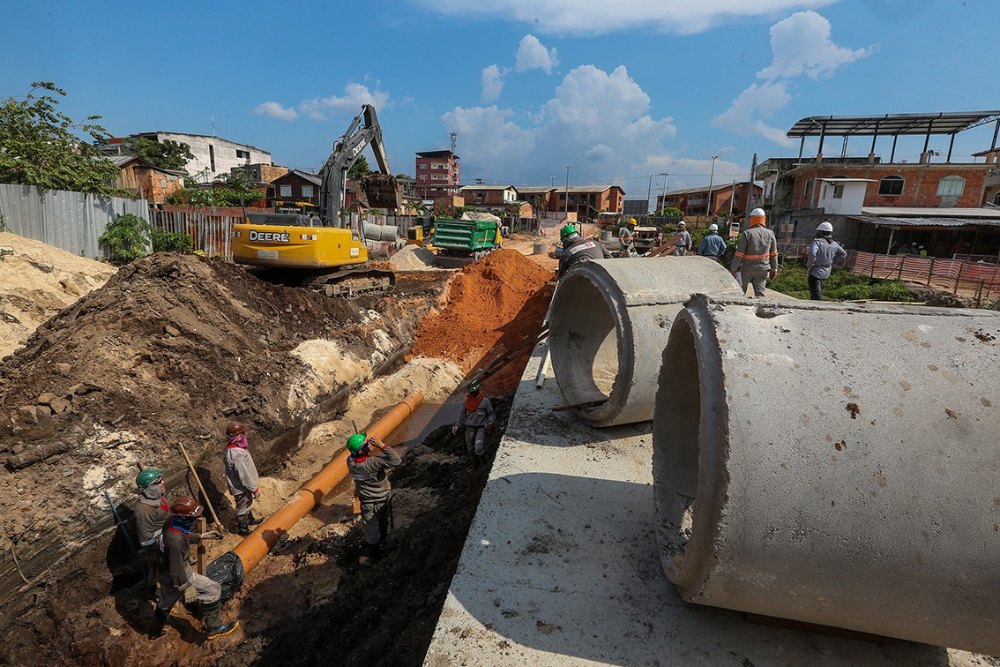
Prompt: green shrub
<box><xmin>150</xmin><ymin>226</ymin><xmax>194</xmax><ymax>253</ymax></box>
<box><xmin>99</xmin><ymin>213</ymin><xmax>150</xmax><ymax>264</ymax></box>
<box><xmin>771</xmin><ymin>263</ymin><xmax>918</xmax><ymax>302</ymax></box>
<box><xmin>869</xmin><ymin>280</ymin><xmax>916</xmax><ymax>302</ymax></box>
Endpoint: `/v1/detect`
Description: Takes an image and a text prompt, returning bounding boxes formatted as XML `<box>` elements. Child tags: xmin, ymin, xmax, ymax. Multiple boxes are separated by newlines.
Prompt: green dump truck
<box><xmin>431</xmin><ymin>217</ymin><xmax>502</xmax><ymax>266</ymax></box>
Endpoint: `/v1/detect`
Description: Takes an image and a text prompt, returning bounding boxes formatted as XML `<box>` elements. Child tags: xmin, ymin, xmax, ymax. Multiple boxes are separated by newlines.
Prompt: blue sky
<box><xmin>2</xmin><ymin>0</ymin><xmax>997</xmax><ymax>201</ymax></box>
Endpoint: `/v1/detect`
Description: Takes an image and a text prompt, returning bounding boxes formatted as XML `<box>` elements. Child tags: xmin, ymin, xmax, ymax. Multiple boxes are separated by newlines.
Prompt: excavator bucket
<box><xmin>361</xmin><ymin>173</ymin><xmax>404</xmax><ymax>211</ymax></box>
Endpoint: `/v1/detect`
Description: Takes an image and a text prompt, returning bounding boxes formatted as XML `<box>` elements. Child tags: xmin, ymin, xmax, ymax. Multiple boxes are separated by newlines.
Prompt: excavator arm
<box><xmin>319</xmin><ymin>104</ymin><xmax>401</xmax><ymax>226</ymax></box>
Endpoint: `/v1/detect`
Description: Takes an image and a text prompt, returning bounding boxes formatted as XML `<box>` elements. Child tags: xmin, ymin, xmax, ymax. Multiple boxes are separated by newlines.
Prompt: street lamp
<box><xmin>565</xmin><ymin>164</ymin><xmax>571</xmax><ymax>216</ymax></box>
<box><xmin>706</xmin><ymin>155</ymin><xmax>718</xmax><ymax>217</ymax></box>
<box><xmin>659</xmin><ymin>172</ymin><xmax>668</xmax><ymax>213</ymax></box>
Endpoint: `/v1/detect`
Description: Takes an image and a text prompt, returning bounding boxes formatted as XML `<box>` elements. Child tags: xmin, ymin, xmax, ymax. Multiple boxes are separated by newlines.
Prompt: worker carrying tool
<box><xmin>452</xmin><ymin>383</ymin><xmax>496</xmax><ymax>469</ymax></box>
<box><xmin>224</xmin><ymin>421</ymin><xmax>262</xmax><ymax>536</ymax></box>
<box><xmin>558</xmin><ymin>223</ymin><xmax>608</xmax><ymax>278</ymax></box>
<box><xmin>346</xmin><ymin>434</ymin><xmax>401</xmax><ymax>566</ymax></box>
<box><xmin>135</xmin><ymin>468</ymin><xmax>169</xmax><ymax>598</ymax></box>
<box><xmin>151</xmin><ymin>496</ymin><xmax>234</xmax><ymax>640</ymax></box>
<box><xmin>730</xmin><ymin>208</ymin><xmax>778</xmax><ymax>298</ymax></box>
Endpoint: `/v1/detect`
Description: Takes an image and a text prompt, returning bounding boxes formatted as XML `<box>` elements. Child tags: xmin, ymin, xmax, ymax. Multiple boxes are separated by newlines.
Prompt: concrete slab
<box><xmin>424</xmin><ymin>341</ymin><xmax>995</xmax><ymax>666</ymax></box>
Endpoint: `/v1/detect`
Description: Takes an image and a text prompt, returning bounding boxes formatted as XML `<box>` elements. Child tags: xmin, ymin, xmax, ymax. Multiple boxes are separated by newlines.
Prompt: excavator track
<box><xmin>303</xmin><ymin>268</ymin><xmax>396</xmax><ymax>298</ymax></box>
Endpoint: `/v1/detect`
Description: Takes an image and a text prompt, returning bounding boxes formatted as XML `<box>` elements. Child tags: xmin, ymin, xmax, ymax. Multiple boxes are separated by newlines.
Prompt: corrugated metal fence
<box><xmin>0</xmin><ymin>184</ymin><xmax>150</xmax><ymax>258</ymax></box>
<box><xmin>779</xmin><ymin>240</ymin><xmax>1000</xmax><ymax>302</ymax></box>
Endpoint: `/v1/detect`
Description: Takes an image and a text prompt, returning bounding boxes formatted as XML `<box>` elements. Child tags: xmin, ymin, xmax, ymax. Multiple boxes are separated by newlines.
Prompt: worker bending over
<box><xmin>135</xmin><ymin>468</ymin><xmax>169</xmax><ymax>598</ymax></box>
<box><xmin>151</xmin><ymin>496</ymin><xmax>235</xmax><ymax>640</ymax></box>
<box><xmin>558</xmin><ymin>224</ymin><xmax>608</xmax><ymax>278</ymax></box>
<box><xmin>453</xmin><ymin>383</ymin><xmax>495</xmax><ymax>468</ymax></box>
<box><xmin>224</xmin><ymin>421</ymin><xmax>262</xmax><ymax>536</ymax></box>
<box><xmin>347</xmin><ymin>434</ymin><xmax>401</xmax><ymax>566</ymax></box>
<box><xmin>730</xmin><ymin>208</ymin><xmax>778</xmax><ymax>297</ymax></box>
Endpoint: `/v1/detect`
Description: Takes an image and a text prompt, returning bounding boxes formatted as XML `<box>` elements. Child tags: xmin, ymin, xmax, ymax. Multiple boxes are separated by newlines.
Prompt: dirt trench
<box><xmin>0</xmin><ymin>245</ymin><xmax>554</xmax><ymax>665</ymax></box>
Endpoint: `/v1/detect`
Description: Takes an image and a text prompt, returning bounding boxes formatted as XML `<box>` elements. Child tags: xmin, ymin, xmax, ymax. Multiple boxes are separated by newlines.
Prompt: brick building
<box><xmin>657</xmin><ymin>182</ymin><xmax>761</xmax><ymax>218</ymax></box>
<box><xmin>107</xmin><ymin>155</ymin><xmax>184</xmax><ymax>204</ymax></box>
<box><xmin>415</xmin><ymin>150</ymin><xmax>461</xmax><ymax>199</ymax></box>
<box><xmin>459</xmin><ymin>184</ymin><xmax>518</xmax><ymax>206</ymax></box>
<box><xmin>268</xmin><ymin>170</ymin><xmax>321</xmax><ymax>209</ymax></box>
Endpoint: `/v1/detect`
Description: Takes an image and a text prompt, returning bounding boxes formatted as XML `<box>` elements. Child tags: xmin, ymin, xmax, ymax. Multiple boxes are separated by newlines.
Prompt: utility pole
<box><xmin>744</xmin><ymin>153</ymin><xmax>757</xmax><ymax>229</ymax></box>
<box><xmin>729</xmin><ymin>180</ymin><xmax>736</xmax><ymax>218</ymax></box>
<box><xmin>565</xmin><ymin>164</ymin><xmax>571</xmax><ymax>216</ymax></box>
<box><xmin>706</xmin><ymin>155</ymin><xmax>718</xmax><ymax>217</ymax></box>
<box><xmin>551</xmin><ymin>175</ymin><xmax>555</xmax><ymax>187</ymax></box>
<box><xmin>659</xmin><ymin>172</ymin><xmax>668</xmax><ymax>214</ymax></box>
<box><xmin>646</xmin><ymin>174</ymin><xmax>653</xmax><ymax>215</ymax></box>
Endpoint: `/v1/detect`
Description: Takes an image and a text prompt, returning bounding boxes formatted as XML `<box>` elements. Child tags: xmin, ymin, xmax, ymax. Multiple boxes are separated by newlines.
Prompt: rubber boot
<box><xmin>472</xmin><ymin>453</ymin><xmax>483</xmax><ymax>469</ymax></box>
<box><xmin>247</xmin><ymin>511</ymin><xmax>263</xmax><ymax>526</ymax></box>
<box><xmin>202</xmin><ymin>600</ymin><xmax>239</xmax><ymax>639</ymax></box>
<box><xmin>359</xmin><ymin>542</ymin><xmax>380</xmax><ymax>567</ymax></box>
<box><xmin>149</xmin><ymin>608</ymin><xmax>169</xmax><ymax>639</ymax></box>
<box><xmin>237</xmin><ymin>514</ymin><xmax>251</xmax><ymax>536</ymax></box>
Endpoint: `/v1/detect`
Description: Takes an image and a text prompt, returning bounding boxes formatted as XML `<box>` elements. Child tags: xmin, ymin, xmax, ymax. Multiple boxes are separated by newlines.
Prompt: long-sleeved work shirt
<box><xmin>559</xmin><ymin>237</ymin><xmax>608</xmax><ymax>278</ymax></box>
<box><xmin>348</xmin><ymin>446</ymin><xmax>402</xmax><ymax>505</ymax></box>
<box><xmin>159</xmin><ymin>517</ymin><xmax>203</xmax><ymax>589</ymax></box>
<box><xmin>697</xmin><ymin>233</ymin><xmax>727</xmax><ymax>258</ymax></box>
<box><xmin>225</xmin><ymin>442</ymin><xmax>259</xmax><ymax>496</ymax></box>
<box><xmin>807</xmin><ymin>237</ymin><xmax>847</xmax><ymax>280</ymax></box>
<box><xmin>459</xmin><ymin>395</ymin><xmax>495</xmax><ymax>428</ymax></box>
<box><xmin>730</xmin><ymin>225</ymin><xmax>777</xmax><ymax>274</ymax></box>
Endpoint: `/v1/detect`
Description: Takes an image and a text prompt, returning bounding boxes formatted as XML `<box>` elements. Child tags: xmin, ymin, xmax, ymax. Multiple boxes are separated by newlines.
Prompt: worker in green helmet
<box><xmin>558</xmin><ymin>222</ymin><xmax>608</xmax><ymax>278</ymax></box>
<box><xmin>135</xmin><ymin>468</ymin><xmax>169</xmax><ymax>597</ymax></box>
<box><xmin>346</xmin><ymin>433</ymin><xmax>401</xmax><ymax>566</ymax></box>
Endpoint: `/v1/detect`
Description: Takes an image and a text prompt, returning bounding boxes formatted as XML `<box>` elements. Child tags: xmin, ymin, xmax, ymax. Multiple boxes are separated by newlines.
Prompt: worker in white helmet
<box><xmin>806</xmin><ymin>221</ymin><xmax>847</xmax><ymax>301</ymax></box>
<box><xmin>730</xmin><ymin>208</ymin><xmax>777</xmax><ymax>297</ymax></box>
<box><xmin>697</xmin><ymin>223</ymin><xmax>727</xmax><ymax>262</ymax></box>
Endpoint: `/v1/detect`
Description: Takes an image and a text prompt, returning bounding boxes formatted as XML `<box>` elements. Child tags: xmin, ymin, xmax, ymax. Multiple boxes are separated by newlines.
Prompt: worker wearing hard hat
<box><xmin>618</xmin><ymin>218</ymin><xmax>637</xmax><ymax>257</ymax></box>
<box><xmin>697</xmin><ymin>223</ymin><xmax>727</xmax><ymax>262</ymax></box>
<box><xmin>135</xmin><ymin>468</ymin><xmax>169</xmax><ymax>598</ymax></box>
<box><xmin>558</xmin><ymin>223</ymin><xmax>609</xmax><ymax>278</ymax></box>
<box><xmin>806</xmin><ymin>221</ymin><xmax>847</xmax><ymax>301</ymax></box>
<box><xmin>671</xmin><ymin>221</ymin><xmax>692</xmax><ymax>256</ymax></box>
<box><xmin>730</xmin><ymin>208</ymin><xmax>778</xmax><ymax>297</ymax></box>
<box><xmin>347</xmin><ymin>433</ymin><xmax>402</xmax><ymax>566</ymax></box>
<box><xmin>452</xmin><ymin>383</ymin><xmax>496</xmax><ymax>468</ymax></box>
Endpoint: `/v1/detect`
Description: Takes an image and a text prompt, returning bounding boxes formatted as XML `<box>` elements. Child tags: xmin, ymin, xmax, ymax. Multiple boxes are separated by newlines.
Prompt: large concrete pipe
<box><xmin>652</xmin><ymin>296</ymin><xmax>1000</xmax><ymax>654</ymax></box>
<box><xmin>232</xmin><ymin>391</ymin><xmax>423</xmax><ymax>573</ymax></box>
<box><xmin>547</xmin><ymin>257</ymin><xmax>741</xmax><ymax>426</ymax></box>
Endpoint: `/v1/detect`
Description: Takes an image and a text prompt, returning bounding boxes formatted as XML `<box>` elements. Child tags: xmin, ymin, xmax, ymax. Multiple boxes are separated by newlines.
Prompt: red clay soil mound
<box><xmin>409</xmin><ymin>249</ymin><xmax>554</xmax><ymax>394</ymax></box>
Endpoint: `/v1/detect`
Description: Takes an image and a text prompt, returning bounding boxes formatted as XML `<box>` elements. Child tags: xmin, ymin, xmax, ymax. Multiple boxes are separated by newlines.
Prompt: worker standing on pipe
<box><xmin>135</xmin><ymin>468</ymin><xmax>169</xmax><ymax>598</ymax></box>
<box><xmin>730</xmin><ymin>208</ymin><xmax>777</xmax><ymax>297</ymax></box>
<box><xmin>452</xmin><ymin>383</ymin><xmax>496</xmax><ymax>468</ymax></box>
<box><xmin>224</xmin><ymin>421</ymin><xmax>263</xmax><ymax>536</ymax></box>
<box><xmin>806</xmin><ymin>221</ymin><xmax>847</xmax><ymax>301</ymax></box>
<box><xmin>347</xmin><ymin>434</ymin><xmax>401</xmax><ymax>566</ymax></box>
<box><xmin>151</xmin><ymin>496</ymin><xmax>234</xmax><ymax>640</ymax></box>
<box><xmin>558</xmin><ymin>224</ymin><xmax>608</xmax><ymax>278</ymax></box>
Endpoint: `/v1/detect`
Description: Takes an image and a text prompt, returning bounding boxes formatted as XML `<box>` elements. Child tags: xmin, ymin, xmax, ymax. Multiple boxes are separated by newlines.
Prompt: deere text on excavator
<box><xmin>231</xmin><ymin>104</ymin><xmax>402</xmax><ymax>297</ymax></box>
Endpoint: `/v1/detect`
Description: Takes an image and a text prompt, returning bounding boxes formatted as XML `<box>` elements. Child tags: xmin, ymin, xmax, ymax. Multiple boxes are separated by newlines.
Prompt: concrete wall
<box><xmin>144</xmin><ymin>132</ymin><xmax>272</xmax><ymax>183</ymax></box>
<box><xmin>816</xmin><ymin>181</ymin><xmax>867</xmax><ymax>215</ymax></box>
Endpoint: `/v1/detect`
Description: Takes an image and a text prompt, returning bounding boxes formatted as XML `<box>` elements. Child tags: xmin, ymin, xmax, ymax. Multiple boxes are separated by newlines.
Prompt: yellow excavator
<box><xmin>231</xmin><ymin>104</ymin><xmax>402</xmax><ymax>297</ymax></box>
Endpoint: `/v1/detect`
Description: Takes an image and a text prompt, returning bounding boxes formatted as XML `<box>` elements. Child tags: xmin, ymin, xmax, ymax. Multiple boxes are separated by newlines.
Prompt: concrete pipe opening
<box><xmin>548</xmin><ymin>258</ymin><xmax>741</xmax><ymax>427</ymax></box>
<box><xmin>652</xmin><ymin>296</ymin><xmax>1000</xmax><ymax>655</ymax></box>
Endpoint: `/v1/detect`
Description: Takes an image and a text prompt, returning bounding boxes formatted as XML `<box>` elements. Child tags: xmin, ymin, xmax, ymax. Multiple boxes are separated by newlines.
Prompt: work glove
<box><xmin>486</xmin><ymin>421</ymin><xmax>495</xmax><ymax>433</ymax></box>
<box><xmin>451</xmin><ymin>424</ymin><xmax>460</xmax><ymax>436</ymax></box>
<box><xmin>253</xmin><ymin>488</ymin><xmax>261</xmax><ymax>498</ymax></box>
<box><xmin>202</xmin><ymin>530</ymin><xmax>222</xmax><ymax>540</ymax></box>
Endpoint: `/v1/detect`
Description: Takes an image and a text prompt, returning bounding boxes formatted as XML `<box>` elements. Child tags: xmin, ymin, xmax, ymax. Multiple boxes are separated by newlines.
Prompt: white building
<box><xmin>133</xmin><ymin>131</ymin><xmax>272</xmax><ymax>183</ymax></box>
<box><xmin>815</xmin><ymin>177</ymin><xmax>874</xmax><ymax>215</ymax></box>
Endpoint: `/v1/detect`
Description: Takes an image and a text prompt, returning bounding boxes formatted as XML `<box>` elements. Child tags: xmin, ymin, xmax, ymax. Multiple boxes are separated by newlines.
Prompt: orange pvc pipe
<box><xmin>232</xmin><ymin>390</ymin><xmax>423</xmax><ymax>573</ymax></box>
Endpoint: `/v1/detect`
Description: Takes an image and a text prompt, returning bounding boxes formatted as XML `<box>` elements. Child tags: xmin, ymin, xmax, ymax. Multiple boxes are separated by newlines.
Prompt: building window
<box><xmin>280</xmin><ymin>185</ymin><xmax>292</xmax><ymax>197</ymax></box>
<box><xmin>804</xmin><ymin>178</ymin><xmax>812</xmax><ymax>197</ymax></box>
<box><xmin>937</xmin><ymin>175</ymin><xmax>965</xmax><ymax>197</ymax></box>
<box><xmin>832</xmin><ymin>184</ymin><xmax>844</xmax><ymax>199</ymax></box>
<box><xmin>301</xmin><ymin>185</ymin><xmax>313</xmax><ymax>198</ymax></box>
<box><xmin>994</xmin><ymin>192</ymin><xmax>1000</xmax><ymax>206</ymax></box>
<box><xmin>236</xmin><ymin>149</ymin><xmax>250</xmax><ymax>159</ymax></box>
<box><xmin>879</xmin><ymin>176</ymin><xmax>904</xmax><ymax>195</ymax></box>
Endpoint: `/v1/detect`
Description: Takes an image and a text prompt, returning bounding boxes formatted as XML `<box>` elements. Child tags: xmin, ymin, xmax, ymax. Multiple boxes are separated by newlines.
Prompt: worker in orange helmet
<box><xmin>730</xmin><ymin>208</ymin><xmax>778</xmax><ymax>297</ymax></box>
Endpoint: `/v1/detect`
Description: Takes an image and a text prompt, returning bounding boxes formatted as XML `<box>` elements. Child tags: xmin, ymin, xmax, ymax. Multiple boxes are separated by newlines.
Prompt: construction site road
<box><xmin>423</xmin><ymin>339</ymin><xmax>999</xmax><ymax>667</ymax></box>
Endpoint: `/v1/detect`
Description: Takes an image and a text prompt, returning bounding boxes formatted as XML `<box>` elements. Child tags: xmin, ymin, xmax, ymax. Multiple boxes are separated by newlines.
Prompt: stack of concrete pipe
<box><xmin>547</xmin><ymin>258</ymin><xmax>1000</xmax><ymax>655</ymax></box>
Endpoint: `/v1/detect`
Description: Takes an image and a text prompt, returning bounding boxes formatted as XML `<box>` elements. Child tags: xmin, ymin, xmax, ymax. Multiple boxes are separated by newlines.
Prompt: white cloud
<box><xmin>515</xmin><ymin>35</ymin><xmax>558</xmax><ymax>73</ymax></box>
<box><xmin>481</xmin><ymin>65</ymin><xmax>507</xmax><ymax>102</ymax></box>
<box><xmin>757</xmin><ymin>11</ymin><xmax>873</xmax><ymax>80</ymax></box>
<box><xmin>714</xmin><ymin>11</ymin><xmax>871</xmax><ymax>146</ymax></box>
<box><xmin>253</xmin><ymin>101</ymin><xmax>298</xmax><ymax>121</ymax></box>
<box><xmin>443</xmin><ymin>65</ymin><xmax>676</xmax><ymax>185</ymax></box>
<box><xmin>289</xmin><ymin>83</ymin><xmax>391</xmax><ymax>121</ymax></box>
<box><xmin>414</xmin><ymin>0</ymin><xmax>838</xmax><ymax>36</ymax></box>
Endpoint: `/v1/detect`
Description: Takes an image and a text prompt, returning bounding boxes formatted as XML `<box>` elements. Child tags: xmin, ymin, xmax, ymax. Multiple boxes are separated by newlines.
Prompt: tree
<box><xmin>0</xmin><ymin>81</ymin><xmax>120</xmax><ymax>193</ymax></box>
<box><xmin>348</xmin><ymin>155</ymin><xmax>370</xmax><ymax>180</ymax></box>
<box><xmin>121</xmin><ymin>136</ymin><xmax>194</xmax><ymax>172</ymax></box>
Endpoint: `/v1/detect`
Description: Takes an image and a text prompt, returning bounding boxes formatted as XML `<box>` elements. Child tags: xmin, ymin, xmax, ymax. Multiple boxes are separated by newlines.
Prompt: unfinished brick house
<box><xmin>107</xmin><ymin>155</ymin><xmax>184</xmax><ymax>204</ymax></box>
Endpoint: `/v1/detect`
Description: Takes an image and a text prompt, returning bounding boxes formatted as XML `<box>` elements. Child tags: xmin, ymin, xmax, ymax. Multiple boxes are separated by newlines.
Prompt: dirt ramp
<box><xmin>410</xmin><ymin>249</ymin><xmax>554</xmax><ymax>394</ymax></box>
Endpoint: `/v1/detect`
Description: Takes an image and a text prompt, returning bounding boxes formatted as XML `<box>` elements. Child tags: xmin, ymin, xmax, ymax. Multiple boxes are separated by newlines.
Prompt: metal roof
<box><xmin>459</xmin><ymin>184</ymin><xmax>515</xmax><ymax>191</ymax></box>
<box><xmin>516</xmin><ymin>186</ymin><xmax>557</xmax><ymax>194</ymax></box>
<box><xmin>851</xmin><ymin>215</ymin><xmax>1000</xmax><ymax>229</ymax></box>
<box><xmin>862</xmin><ymin>206</ymin><xmax>1000</xmax><ymax>218</ymax></box>
<box><xmin>787</xmin><ymin>111</ymin><xmax>1000</xmax><ymax>138</ymax></box>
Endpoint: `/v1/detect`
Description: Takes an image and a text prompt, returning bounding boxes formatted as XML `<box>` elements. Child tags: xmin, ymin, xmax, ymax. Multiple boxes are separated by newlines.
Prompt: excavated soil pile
<box><xmin>410</xmin><ymin>249</ymin><xmax>554</xmax><ymax>394</ymax></box>
<box><xmin>0</xmin><ymin>254</ymin><xmax>451</xmax><ymax>631</ymax></box>
<box><xmin>0</xmin><ymin>231</ymin><xmax>116</xmax><ymax>359</ymax></box>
